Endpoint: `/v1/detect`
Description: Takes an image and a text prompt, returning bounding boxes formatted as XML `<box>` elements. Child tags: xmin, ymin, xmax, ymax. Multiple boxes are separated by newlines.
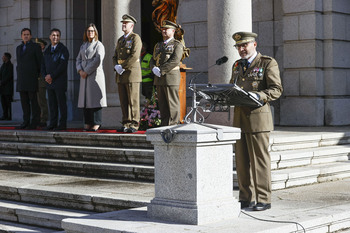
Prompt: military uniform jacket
<box><xmin>113</xmin><ymin>32</ymin><xmax>142</xmax><ymax>83</ymax></box>
<box><xmin>230</xmin><ymin>52</ymin><xmax>283</xmax><ymax>133</ymax></box>
<box><xmin>16</xmin><ymin>40</ymin><xmax>42</xmax><ymax>92</ymax></box>
<box><xmin>150</xmin><ymin>38</ymin><xmax>184</xmax><ymax>86</ymax></box>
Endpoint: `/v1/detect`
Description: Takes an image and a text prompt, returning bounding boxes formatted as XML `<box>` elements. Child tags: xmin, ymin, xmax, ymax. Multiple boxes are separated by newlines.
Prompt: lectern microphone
<box><xmin>189</xmin><ymin>56</ymin><xmax>229</xmax><ymax>85</ymax></box>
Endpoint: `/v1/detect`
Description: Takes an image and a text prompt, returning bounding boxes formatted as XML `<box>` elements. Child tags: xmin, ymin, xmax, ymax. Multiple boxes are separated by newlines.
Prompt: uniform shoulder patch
<box><xmin>261</xmin><ymin>55</ymin><xmax>273</xmax><ymax>60</ymax></box>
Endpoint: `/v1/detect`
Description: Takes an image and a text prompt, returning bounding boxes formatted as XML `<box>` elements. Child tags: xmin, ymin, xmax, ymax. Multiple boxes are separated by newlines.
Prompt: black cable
<box><xmin>240</xmin><ymin>211</ymin><xmax>306</xmax><ymax>233</ymax></box>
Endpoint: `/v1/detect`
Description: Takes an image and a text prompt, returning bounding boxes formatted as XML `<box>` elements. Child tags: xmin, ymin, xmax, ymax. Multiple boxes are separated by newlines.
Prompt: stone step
<box><xmin>0</xmin><ymin>220</ymin><xmax>63</xmax><ymax>233</ymax></box>
<box><xmin>0</xmin><ymin>130</ymin><xmax>152</xmax><ymax>149</ymax></box>
<box><xmin>270</xmin><ymin>128</ymin><xmax>350</xmax><ymax>151</ymax></box>
<box><xmin>233</xmin><ymin>161</ymin><xmax>350</xmax><ymax>190</ymax></box>
<box><xmin>0</xmin><ymin>199</ymin><xmax>94</xmax><ymax>230</ymax></box>
<box><xmin>270</xmin><ymin>144</ymin><xmax>350</xmax><ymax>169</ymax></box>
<box><xmin>0</xmin><ymin>141</ymin><xmax>154</xmax><ymax>165</ymax></box>
<box><xmin>0</xmin><ymin>155</ymin><xmax>154</xmax><ymax>181</ymax></box>
<box><xmin>0</xmin><ymin>170</ymin><xmax>152</xmax><ymax>212</ymax></box>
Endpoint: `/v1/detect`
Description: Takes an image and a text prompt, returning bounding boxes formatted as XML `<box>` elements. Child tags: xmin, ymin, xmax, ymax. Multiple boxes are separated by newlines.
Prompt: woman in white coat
<box><xmin>76</xmin><ymin>23</ymin><xmax>107</xmax><ymax>131</ymax></box>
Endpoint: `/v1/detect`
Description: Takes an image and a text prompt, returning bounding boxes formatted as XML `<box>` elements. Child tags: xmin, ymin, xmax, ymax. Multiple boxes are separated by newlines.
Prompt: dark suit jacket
<box><xmin>16</xmin><ymin>40</ymin><xmax>42</xmax><ymax>92</ymax></box>
<box><xmin>0</xmin><ymin>61</ymin><xmax>14</xmax><ymax>96</ymax></box>
<box><xmin>41</xmin><ymin>42</ymin><xmax>69</xmax><ymax>90</ymax></box>
<box><xmin>150</xmin><ymin>38</ymin><xmax>183</xmax><ymax>86</ymax></box>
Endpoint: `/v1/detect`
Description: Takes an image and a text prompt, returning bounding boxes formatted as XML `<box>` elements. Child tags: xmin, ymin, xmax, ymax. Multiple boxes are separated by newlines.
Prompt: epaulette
<box><xmin>261</xmin><ymin>55</ymin><xmax>273</xmax><ymax>60</ymax></box>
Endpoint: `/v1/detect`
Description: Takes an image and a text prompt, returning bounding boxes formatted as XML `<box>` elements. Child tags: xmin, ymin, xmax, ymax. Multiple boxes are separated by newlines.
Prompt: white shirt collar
<box><xmin>164</xmin><ymin>37</ymin><xmax>173</xmax><ymax>45</ymax></box>
<box><xmin>124</xmin><ymin>32</ymin><xmax>131</xmax><ymax>39</ymax></box>
<box><xmin>248</xmin><ymin>51</ymin><xmax>258</xmax><ymax>64</ymax></box>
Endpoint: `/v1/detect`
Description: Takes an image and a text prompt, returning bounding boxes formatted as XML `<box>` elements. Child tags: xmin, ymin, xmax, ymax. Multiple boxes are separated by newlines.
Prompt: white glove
<box><xmin>249</xmin><ymin>92</ymin><xmax>259</xmax><ymax>100</ymax></box>
<box><xmin>114</xmin><ymin>65</ymin><xmax>125</xmax><ymax>75</ymax></box>
<box><xmin>152</xmin><ymin>66</ymin><xmax>161</xmax><ymax>77</ymax></box>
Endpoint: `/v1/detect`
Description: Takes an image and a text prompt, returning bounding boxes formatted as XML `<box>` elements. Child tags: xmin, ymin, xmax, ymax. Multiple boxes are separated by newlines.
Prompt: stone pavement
<box><xmin>60</xmin><ymin>177</ymin><xmax>350</xmax><ymax>233</ymax></box>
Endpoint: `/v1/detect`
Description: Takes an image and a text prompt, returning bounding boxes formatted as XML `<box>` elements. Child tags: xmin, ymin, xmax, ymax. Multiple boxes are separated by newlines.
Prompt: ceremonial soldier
<box><xmin>229</xmin><ymin>32</ymin><xmax>283</xmax><ymax>211</ymax></box>
<box><xmin>113</xmin><ymin>14</ymin><xmax>142</xmax><ymax>133</ymax></box>
<box><xmin>150</xmin><ymin>20</ymin><xmax>184</xmax><ymax>126</ymax></box>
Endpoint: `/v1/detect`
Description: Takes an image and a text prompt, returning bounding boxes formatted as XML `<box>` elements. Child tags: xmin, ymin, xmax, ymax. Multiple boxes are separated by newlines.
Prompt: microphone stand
<box><xmin>185</xmin><ymin>57</ymin><xmax>228</xmax><ymax>124</ymax></box>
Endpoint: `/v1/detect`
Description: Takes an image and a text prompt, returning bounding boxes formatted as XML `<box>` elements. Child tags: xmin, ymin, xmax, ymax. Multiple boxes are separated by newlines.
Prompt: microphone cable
<box><xmin>240</xmin><ymin>210</ymin><xmax>306</xmax><ymax>233</ymax></box>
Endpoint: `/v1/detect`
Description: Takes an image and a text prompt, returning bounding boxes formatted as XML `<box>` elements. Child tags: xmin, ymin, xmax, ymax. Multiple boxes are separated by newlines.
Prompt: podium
<box><xmin>179</xmin><ymin>63</ymin><xmax>190</xmax><ymax>122</ymax></box>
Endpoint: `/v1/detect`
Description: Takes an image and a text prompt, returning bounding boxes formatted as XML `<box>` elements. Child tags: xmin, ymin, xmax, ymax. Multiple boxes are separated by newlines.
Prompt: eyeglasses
<box><xmin>87</xmin><ymin>30</ymin><xmax>95</xmax><ymax>32</ymax></box>
<box><xmin>234</xmin><ymin>42</ymin><xmax>253</xmax><ymax>49</ymax></box>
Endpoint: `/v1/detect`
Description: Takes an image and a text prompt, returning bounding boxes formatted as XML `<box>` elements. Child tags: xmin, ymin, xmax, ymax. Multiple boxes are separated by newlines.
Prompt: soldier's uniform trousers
<box><xmin>118</xmin><ymin>82</ymin><xmax>140</xmax><ymax>129</ymax></box>
<box><xmin>235</xmin><ymin>131</ymin><xmax>271</xmax><ymax>204</ymax></box>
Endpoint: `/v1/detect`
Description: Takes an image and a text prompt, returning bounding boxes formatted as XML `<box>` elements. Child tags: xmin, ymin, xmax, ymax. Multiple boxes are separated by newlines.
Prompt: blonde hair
<box><xmin>83</xmin><ymin>23</ymin><xmax>99</xmax><ymax>42</ymax></box>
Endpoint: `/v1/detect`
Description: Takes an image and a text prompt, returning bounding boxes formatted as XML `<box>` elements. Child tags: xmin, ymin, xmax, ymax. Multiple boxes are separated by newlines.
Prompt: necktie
<box><xmin>240</xmin><ymin>59</ymin><xmax>248</xmax><ymax>72</ymax></box>
<box><xmin>21</xmin><ymin>44</ymin><xmax>26</xmax><ymax>55</ymax></box>
<box><xmin>51</xmin><ymin>46</ymin><xmax>55</xmax><ymax>53</ymax></box>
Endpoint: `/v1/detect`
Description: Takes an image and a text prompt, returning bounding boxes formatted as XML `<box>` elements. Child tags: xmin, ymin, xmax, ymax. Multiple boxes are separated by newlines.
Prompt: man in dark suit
<box><xmin>16</xmin><ymin>28</ymin><xmax>42</xmax><ymax>129</ymax></box>
<box><xmin>150</xmin><ymin>20</ymin><xmax>184</xmax><ymax>126</ymax></box>
<box><xmin>113</xmin><ymin>14</ymin><xmax>142</xmax><ymax>133</ymax></box>
<box><xmin>41</xmin><ymin>28</ymin><xmax>69</xmax><ymax>130</ymax></box>
<box><xmin>230</xmin><ymin>32</ymin><xmax>283</xmax><ymax>211</ymax></box>
<box><xmin>0</xmin><ymin>53</ymin><xmax>14</xmax><ymax>120</ymax></box>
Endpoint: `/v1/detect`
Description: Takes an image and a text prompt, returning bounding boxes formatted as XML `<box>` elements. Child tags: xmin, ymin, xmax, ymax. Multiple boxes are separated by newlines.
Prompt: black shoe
<box><xmin>87</xmin><ymin>125</ymin><xmax>101</xmax><ymax>132</ymax></box>
<box><xmin>240</xmin><ymin>201</ymin><xmax>255</xmax><ymax>209</ymax></box>
<box><xmin>253</xmin><ymin>203</ymin><xmax>271</xmax><ymax>211</ymax></box>
<box><xmin>54</xmin><ymin>125</ymin><xmax>66</xmax><ymax>131</ymax></box>
<box><xmin>126</xmin><ymin>127</ymin><xmax>137</xmax><ymax>133</ymax></box>
<box><xmin>15</xmin><ymin>124</ymin><xmax>28</xmax><ymax>129</ymax></box>
<box><xmin>44</xmin><ymin>125</ymin><xmax>56</xmax><ymax>130</ymax></box>
<box><xmin>116</xmin><ymin>126</ymin><xmax>127</xmax><ymax>132</ymax></box>
<box><xmin>0</xmin><ymin>116</ymin><xmax>7</xmax><ymax>120</ymax></box>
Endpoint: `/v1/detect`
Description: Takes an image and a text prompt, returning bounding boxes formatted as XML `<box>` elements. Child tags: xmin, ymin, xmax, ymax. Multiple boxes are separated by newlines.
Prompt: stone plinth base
<box><xmin>146</xmin><ymin>123</ymin><xmax>241</xmax><ymax>225</ymax></box>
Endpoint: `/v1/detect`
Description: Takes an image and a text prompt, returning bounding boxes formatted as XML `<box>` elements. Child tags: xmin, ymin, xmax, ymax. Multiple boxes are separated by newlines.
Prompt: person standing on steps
<box><xmin>0</xmin><ymin>52</ymin><xmax>14</xmax><ymax>121</ymax></box>
<box><xmin>41</xmin><ymin>28</ymin><xmax>69</xmax><ymax>131</ymax></box>
<box><xmin>15</xmin><ymin>28</ymin><xmax>42</xmax><ymax>129</ymax></box>
<box><xmin>113</xmin><ymin>14</ymin><xmax>142</xmax><ymax>133</ymax></box>
<box><xmin>150</xmin><ymin>20</ymin><xmax>184</xmax><ymax>126</ymax></box>
<box><xmin>230</xmin><ymin>31</ymin><xmax>283</xmax><ymax>211</ymax></box>
<box><xmin>76</xmin><ymin>23</ymin><xmax>107</xmax><ymax>132</ymax></box>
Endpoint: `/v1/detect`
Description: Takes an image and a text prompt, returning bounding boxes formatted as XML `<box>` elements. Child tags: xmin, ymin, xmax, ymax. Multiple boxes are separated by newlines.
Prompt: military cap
<box><xmin>35</xmin><ymin>38</ymin><xmax>47</xmax><ymax>46</ymax></box>
<box><xmin>121</xmin><ymin>14</ymin><xmax>137</xmax><ymax>24</ymax></box>
<box><xmin>232</xmin><ymin>32</ymin><xmax>258</xmax><ymax>45</ymax></box>
<box><xmin>161</xmin><ymin>20</ymin><xmax>177</xmax><ymax>29</ymax></box>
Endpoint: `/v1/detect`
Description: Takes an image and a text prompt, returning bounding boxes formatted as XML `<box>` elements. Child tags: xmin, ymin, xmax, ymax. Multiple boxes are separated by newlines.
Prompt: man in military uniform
<box><xmin>230</xmin><ymin>32</ymin><xmax>283</xmax><ymax>211</ymax></box>
<box><xmin>113</xmin><ymin>14</ymin><xmax>142</xmax><ymax>133</ymax></box>
<box><xmin>150</xmin><ymin>20</ymin><xmax>184</xmax><ymax>126</ymax></box>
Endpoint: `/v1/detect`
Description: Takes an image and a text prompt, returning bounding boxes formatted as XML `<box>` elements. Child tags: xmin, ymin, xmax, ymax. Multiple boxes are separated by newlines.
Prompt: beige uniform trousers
<box><xmin>156</xmin><ymin>85</ymin><xmax>180</xmax><ymax>126</ymax></box>
<box><xmin>118</xmin><ymin>82</ymin><xmax>140</xmax><ymax>129</ymax></box>
<box><xmin>235</xmin><ymin>132</ymin><xmax>271</xmax><ymax>203</ymax></box>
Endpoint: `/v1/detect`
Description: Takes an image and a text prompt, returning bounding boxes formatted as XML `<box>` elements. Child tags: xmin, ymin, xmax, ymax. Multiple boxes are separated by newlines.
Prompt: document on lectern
<box><xmin>196</xmin><ymin>83</ymin><xmax>264</xmax><ymax>108</ymax></box>
<box><xmin>228</xmin><ymin>84</ymin><xmax>264</xmax><ymax>108</ymax></box>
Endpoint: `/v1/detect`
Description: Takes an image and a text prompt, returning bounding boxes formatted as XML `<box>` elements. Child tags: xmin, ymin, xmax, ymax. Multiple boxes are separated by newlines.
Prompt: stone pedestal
<box><xmin>146</xmin><ymin>123</ymin><xmax>241</xmax><ymax>225</ymax></box>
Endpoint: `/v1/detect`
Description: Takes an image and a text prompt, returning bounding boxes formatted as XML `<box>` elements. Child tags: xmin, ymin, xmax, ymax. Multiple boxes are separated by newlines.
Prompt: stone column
<box><xmin>101</xmin><ymin>0</ymin><xmax>141</xmax><ymax>127</ymax></box>
<box><xmin>207</xmin><ymin>0</ymin><xmax>252</xmax><ymax>84</ymax></box>
<box><xmin>147</xmin><ymin>123</ymin><xmax>241</xmax><ymax>225</ymax></box>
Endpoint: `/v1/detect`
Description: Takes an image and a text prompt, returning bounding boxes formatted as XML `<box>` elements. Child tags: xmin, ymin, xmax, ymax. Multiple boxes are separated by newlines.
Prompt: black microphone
<box><xmin>189</xmin><ymin>56</ymin><xmax>229</xmax><ymax>85</ymax></box>
<box><xmin>215</xmin><ymin>56</ymin><xmax>228</xmax><ymax>65</ymax></box>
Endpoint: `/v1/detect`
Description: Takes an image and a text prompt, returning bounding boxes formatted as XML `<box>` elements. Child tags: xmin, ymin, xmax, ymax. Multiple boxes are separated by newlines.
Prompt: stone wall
<box><xmin>280</xmin><ymin>0</ymin><xmax>350</xmax><ymax>126</ymax></box>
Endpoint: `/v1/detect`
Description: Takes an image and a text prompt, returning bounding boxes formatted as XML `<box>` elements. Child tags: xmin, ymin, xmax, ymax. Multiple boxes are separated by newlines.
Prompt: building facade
<box><xmin>0</xmin><ymin>0</ymin><xmax>349</xmax><ymax>127</ymax></box>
